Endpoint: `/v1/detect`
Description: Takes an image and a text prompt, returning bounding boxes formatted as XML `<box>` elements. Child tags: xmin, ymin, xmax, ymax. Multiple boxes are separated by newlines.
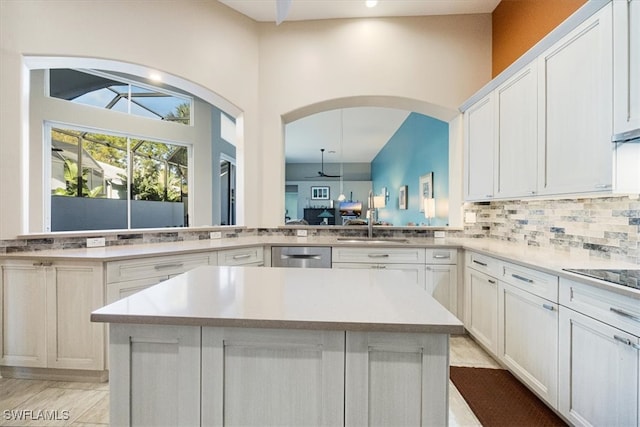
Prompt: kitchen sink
<box><xmin>336</xmin><ymin>237</ymin><xmax>409</xmax><ymax>244</ymax></box>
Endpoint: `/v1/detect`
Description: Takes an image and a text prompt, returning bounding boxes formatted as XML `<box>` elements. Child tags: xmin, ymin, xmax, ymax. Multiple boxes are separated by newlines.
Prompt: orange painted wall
<box><xmin>492</xmin><ymin>0</ymin><xmax>586</xmax><ymax>77</ymax></box>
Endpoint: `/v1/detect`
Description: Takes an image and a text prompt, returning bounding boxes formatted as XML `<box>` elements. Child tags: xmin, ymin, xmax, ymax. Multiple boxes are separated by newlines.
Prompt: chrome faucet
<box><xmin>368</xmin><ymin>190</ymin><xmax>375</xmax><ymax>239</ymax></box>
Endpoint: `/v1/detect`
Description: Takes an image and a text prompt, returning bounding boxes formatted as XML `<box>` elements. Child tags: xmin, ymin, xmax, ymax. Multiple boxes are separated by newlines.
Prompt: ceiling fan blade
<box><xmin>275</xmin><ymin>0</ymin><xmax>292</xmax><ymax>25</ymax></box>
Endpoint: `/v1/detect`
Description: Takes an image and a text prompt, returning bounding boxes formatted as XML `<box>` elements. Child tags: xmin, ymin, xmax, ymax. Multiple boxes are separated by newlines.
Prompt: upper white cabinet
<box><xmin>464</xmin><ymin>94</ymin><xmax>495</xmax><ymax>201</ymax></box>
<box><xmin>537</xmin><ymin>3</ymin><xmax>613</xmax><ymax>195</ymax></box>
<box><xmin>463</xmin><ymin>2</ymin><xmax>616</xmax><ymax>201</ymax></box>
<box><xmin>613</xmin><ymin>0</ymin><xmax>640</xmax><ymax>193</ymax></box>
<box><xmin>613</xmin><ymin>0</ymin><xmax>640</xmax><ymax>134</ymax></box>
<box><xmin>495</xmin><ymin>62</ymin><xmax>538</xmax><ymax>198</ymax></box>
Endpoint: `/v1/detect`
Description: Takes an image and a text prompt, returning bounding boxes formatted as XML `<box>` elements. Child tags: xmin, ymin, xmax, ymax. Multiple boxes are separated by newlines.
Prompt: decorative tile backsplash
<box><xmin>1</xmin><ymin>196</ymin><xmax>638</xmax><ymax>263</ymax></box>
<box><xmin>464</xmin><ymin>196</ymin><xmax>640</xmax><ymax>263</ymax></box>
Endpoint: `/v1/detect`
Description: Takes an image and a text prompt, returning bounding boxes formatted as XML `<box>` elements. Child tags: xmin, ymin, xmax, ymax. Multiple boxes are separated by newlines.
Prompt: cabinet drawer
<box><xmin>217</xmin><ymin>247</ymin><xmax>264</xmax><ymax>266</ymax></box>
<box><xmin>332</xmin><ymin>247</ymin><xmax>425</xmax><ymax>264</ymax></box>
<box><xmin>501</xmin><ymin>261</ymin><xmax>558</xmax><ymax>302</ymax></box>
<box><xmin>466</xmin><ymin>251</ymin><xmax>502</xmax><ymax>277</ymax></box>
<box><xmin>560</xmin><ymin>278</ymin><xmax>640</xmax><ymax>336</ymax></box>
<box><xmin>106</xmin><ymin>252</ymin><xmax>213</xmax><ymax>283</ymax></box>
<box><xmin>425</xmin><ymin>248</ymin><xmax>457</xmax><ymax>264</ymax></box>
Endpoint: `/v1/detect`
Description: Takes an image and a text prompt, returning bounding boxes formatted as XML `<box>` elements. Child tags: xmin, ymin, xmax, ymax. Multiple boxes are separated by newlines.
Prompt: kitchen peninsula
<box><xmin>91</xmin><ymin>265</ymin><xmax>463</xmax><ymax>426</ymax></box>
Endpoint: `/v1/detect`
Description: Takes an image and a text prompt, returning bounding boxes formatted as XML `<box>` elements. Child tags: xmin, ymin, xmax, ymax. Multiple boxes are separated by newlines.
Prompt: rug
<box><xmin>450</xmin><ymin>366</ymin><xmax>567</xmax><ymax>427</ymax></box>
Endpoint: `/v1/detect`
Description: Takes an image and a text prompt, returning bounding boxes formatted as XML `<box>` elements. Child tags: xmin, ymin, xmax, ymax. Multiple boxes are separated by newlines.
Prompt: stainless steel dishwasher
<box><xmin>271</xmin><ymin>246</ymin><xmax>331</xmax><ymax>268</ymax></box>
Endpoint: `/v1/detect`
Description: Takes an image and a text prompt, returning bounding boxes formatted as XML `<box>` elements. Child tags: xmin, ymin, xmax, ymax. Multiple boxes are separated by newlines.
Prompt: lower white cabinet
<box><xmin>464</xmin><ymin>266</ymin><xmax>498</xmax><ymax>356</ymax></box>
<box><xmin>426</xmin><ymin>264</ymin><xmax>458</xmax><ymax>315</ymax></box>
<box><xmin>345</xmin><ymin>331</ymin><xmax>449</xmax><ymax>426</ymax></box>
<box><xmin>0</xmin><ymin>259</ymin><xmax>104</xmax><ymax>371</ymax></box>
<box><xmin>498</xmin><ymin>282</ymin><xmax>558</xmax><ymax>407</ymax></box>
<box><xmin>109</xmin><ymin>324</ymin><xmax>450</xmax><ymax>426</ymax></box>
<box><xmin>216</xmin><ymin>246</ymin><xmax>264</xmax><ymax>266</ymax></box>
<box><xmin>559</xmin><ymin>306</ymin><xmax>639</xmax><ymax>426</ymax></box>
<box><xmin>333</xmin><ymin>262</ymin><xmax>426</xmax><ymax>290</ymax></box>
<box><xmin>201</xmin><ymin>327</ymin><xmax>344</xmax><ymax>426</ymax></box>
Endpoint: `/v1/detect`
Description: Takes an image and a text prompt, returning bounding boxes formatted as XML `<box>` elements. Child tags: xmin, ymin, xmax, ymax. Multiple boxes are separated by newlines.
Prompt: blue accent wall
<box><xmin>372</xmin><ymin>113</ymin><xmax>449</xmax><ymax>226</ymax></box>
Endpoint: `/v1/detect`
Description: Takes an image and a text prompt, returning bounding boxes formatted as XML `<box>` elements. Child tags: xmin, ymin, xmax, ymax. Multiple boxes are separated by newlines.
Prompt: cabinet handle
<box><xmin>542</xmin><ymin>303</ymin><xmax>554</xmax><ymax>311</ymax></box>
<box><xmin>473</xmin><ymin>260</ymin><xmax>487</xmax><ymax>267</ymax></box>
<box><xmin>614</xmin><ymin>335</ymin><xmax>640</xmax><ymax>351</ymax></box>
<box><xmin>433</xmin><ymin>254</ymin><xmax>450</xmax><ymax>259</ymax></box>
<box><xmin>511</xmin><ymin>273</ymin><xmax>534</xmax><ymax>284</ymax></box>
<box><xmin>594</xmin><ymin>184</ymin><xmax>612</xmax><ymax>189</ymax></box>
<box><xmin>233</xmin><ymin>253</ymin><xmax>252</xmax><ymax>259</ymax></box>
<box><xmin>610</xmin><ymin>307</ymin><xmax>640</xmax><ymax>323</ymax></box>
<box><xmin>32</xmin><ymin>261</ymin><xmax>53</xmax><ymax>267</ymax></box>
<box><xmin>370</xmin><ymin>265</ymin><xmax>387</xmax><ymax>269</ymax></box>
<box><xmin>488</xmin><ymin>279</ymin><xmax>496</xmax><ymax>284</ymax></box>
<box><xmin>154</xmin><ymin>263</ymin><xmax>184</xmax><ymax>270</ymax></box>
<box><xmin>368</xmin><ymin>254</ymin><xmax>390</xmax><ymax>258</ymax></box>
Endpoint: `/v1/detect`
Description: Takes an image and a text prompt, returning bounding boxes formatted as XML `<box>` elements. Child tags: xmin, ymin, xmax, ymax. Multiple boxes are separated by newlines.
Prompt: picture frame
<box><xmin>419</xmin><ymin>172</ymin><xmax>434</xmax><ymax>212</ymax></box>
<box><xmin>311</xmin><ymin>186</ymin><xmax>330</xmax><ymax>200</ymax></box>
<box><xmin>399</xmin><ymin>185</ymin><xmax>408</xmax><ymax>210</ymax></box>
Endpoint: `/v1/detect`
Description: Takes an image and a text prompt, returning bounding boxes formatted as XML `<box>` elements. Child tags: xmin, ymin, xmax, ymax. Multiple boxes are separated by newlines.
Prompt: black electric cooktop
<box><xmin>563</xmin><ymin>268</ymin><xmax>640</xmax><ymax>290</ymax></box>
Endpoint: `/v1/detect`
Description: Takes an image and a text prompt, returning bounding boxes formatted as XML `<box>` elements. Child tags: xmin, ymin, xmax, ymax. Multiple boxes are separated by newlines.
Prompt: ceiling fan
<box><xmin>306</xmin><ymin>148</ymin><xmax>341</xmax><ymax>178</ymax></box>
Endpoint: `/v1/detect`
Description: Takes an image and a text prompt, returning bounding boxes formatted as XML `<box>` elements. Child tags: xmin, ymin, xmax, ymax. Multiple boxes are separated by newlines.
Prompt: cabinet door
<box><xmin>426</xmin><ymin>264</ymin><xmax>457</xmax><ymax>316</ymax></box>
<box><xmin>464</xmin><ymin>268</ymin><xmax>498</xmax><ymax>356</ymax></box>
<box><xmin>499</xmin><ymin>282</ymin><xmax>558</xmax><ymax>407</ymax></box>
<box><xmin>559</xmin><ymin>307</ymin><xmax>639</xmax><ymax>426</ymax></box>
<box><xmin>333</xmin><ymin>263</ymin><xmax>426</xmax><ymax>290</ymax></box>
<box><xmin>495</xmin><ymin>62</ymin><xmax>538</xmax><ymax>198</ymax></box>
<box><xmin>613</xmin><ymin>0</ymin><xmax>640</xmax><ymax>193</ymax></box>
<box><xmin>0</xmin><ymin>261</ymin><xmax>47</xmax><ymax>367</ymax></box>
<box><xmin>464</xmin><ymin>94</ymin><xmax>495</xmax><ymax>201</ymax></box>
<box><xmin>106</xmin><ymin>276</ymin><xmax>169</xmax><ymax>304</ymax></box>
<box><xmin>613</xmin><ymin>0</ymin><xmax>640</xmax><ymax>134</ymax></box>
<box><xmin>346</xmin><ymin>331</ymin><xmax>449</xmax><ymax>427</ymax></box>
<box><xmin>537</xmin><ymin>3</ymin><xmax>613</xmax><ymax>195</ymax></box>
<box><xmin>110</xmin><ymin>324</ymin><xmax>201</xmax><ymax>427</ymax></box>
<box><xmin>202</xmin><ymin>328</ymin><xmax>344</xmax><ymax>426</ymax></box>
<box><xmin>46</xmin><ymin>262</ymin><xmax>104</xmax><ymax>370</ymax></box>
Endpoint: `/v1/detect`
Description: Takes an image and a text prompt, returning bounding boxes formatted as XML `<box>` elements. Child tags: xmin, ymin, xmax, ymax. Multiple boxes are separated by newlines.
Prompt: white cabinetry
<box><xmin>345</xmin><ymin>331</ymin><xmax>449</xmax><ymax>426</ymax></box>
<box><xmin>464</xmin><ymin>94</ymin><xmax>495</xmax><ymax>201</ymax></box>
<box><xmin>216</xmin><ymin>246</ymin><xmax>264</xmax><ymax>266</ymax></box>
<box><xmin>0</xmin><ymin>260</ymin><xmax>104</xmax><ymax>371</ymax></box>
<box><xmin>495</xmin><ymin>62</ymin><xmax>538</xmax><ymax>198</ymax></box>
<box><xmin>425</xmin><ymin>249</ymin><xmax>459</xmax><ymax>316</ymax></box>
<box><xmin>537</xmin><ymin>3</ymin><xmax>613</xmax><ymax>195</ymax></box>
<box><xmin>333</xmin><ymin>247</ymin><xmax>426</xmax><ymax>289</ymax></box>
<box><xmin>498</xmin><ymin>262</ymin><xmax>559</xmax><ymax>407</ymax></box>
<box><xmin>201</xmin><ymin>327</ymin><xmax>344</xmax><ymax>426</ymax></box>
<box><xmin>464</xmin><ymin>252</ymin><xmax>500</xmax><ymax>356</ymax></box>
<box><xmin>613</xmin><ymin>0</ymin><xmax>640</xmax><ymax>193</ymax></box>
<box><xmin>558</xmin><ymin>277</ymin><xmax>639</xmax><ymax>427</ymax></box>
<box><xmin>106</xmin><ymin>252</ymin><xmax>215</xmax><ymax>304</ymax></box>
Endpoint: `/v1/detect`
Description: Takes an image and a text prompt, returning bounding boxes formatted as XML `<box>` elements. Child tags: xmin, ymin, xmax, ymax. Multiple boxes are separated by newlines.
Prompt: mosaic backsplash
<box><xmin>464</xmin><ymin>196</ymin><xmax>640</xmax><ymax>263</ymax></box>
<box><xmin>1</xmin><ymin>196</ymin><xmax>638</xmax><ymax>263</ymax></box>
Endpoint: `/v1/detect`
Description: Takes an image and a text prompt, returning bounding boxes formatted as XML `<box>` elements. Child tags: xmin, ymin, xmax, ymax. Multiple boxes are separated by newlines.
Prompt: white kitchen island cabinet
<box><xmin>93</xmin><ymin>266</ymin><xmax>463</xmax><ymax>427</ymax></box>
<box><xmin>0</xmin><ymin>259</ymin><xmax>104</xmax><ymax>375</ymax></box>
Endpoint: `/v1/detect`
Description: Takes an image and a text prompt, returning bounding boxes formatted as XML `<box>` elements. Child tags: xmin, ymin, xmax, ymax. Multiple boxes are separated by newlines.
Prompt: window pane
<box><xmin>130</xmin><ymin>138</ymin><xmax>188</xmax><ymax>228</ymax></box>
<box><xmin>50</xmin><ymin>128</ymin><xmax>128</xmax><ymax>231</ymax></box>
<box><xmin>49</xmin><ymin>69</ymin><xmax>191</xmax><ymax>125</ymax></box>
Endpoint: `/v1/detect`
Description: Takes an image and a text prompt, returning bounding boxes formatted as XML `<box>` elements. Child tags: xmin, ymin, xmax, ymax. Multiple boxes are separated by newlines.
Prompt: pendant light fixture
<box><xmin>338</xmin><ymin>109</ymin><xmax>346</xmax><ymax>202</ymax></box>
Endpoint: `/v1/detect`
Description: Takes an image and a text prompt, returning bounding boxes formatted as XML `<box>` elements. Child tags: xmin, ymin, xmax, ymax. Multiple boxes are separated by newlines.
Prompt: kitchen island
<box><xmin>91</xmin><ymin>265</ymin><xmax>463</xmax><ymax>426</ymax></box>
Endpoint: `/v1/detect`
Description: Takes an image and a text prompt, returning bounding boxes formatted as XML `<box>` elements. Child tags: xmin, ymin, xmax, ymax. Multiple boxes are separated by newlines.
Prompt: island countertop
<box><xmin>91</xmin><ymin>265</ymin><xmax>464</xmax><ymax>334</ymax></box>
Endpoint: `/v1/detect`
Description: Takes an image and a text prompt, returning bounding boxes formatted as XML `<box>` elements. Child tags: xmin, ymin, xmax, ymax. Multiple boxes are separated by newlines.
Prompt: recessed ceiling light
<box><xmin>149</xmin><ymin>72</ymin><xmax>162</xmax><ymax>82</ymax></box>
<box><xmin>366</xmin><ymin>0</ymin><xmax>378</xmax><ymax>8</ymax></box>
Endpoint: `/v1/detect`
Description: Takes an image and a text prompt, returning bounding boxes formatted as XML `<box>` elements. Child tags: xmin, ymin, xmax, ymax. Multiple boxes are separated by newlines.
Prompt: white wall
<box><xmin>0</xmin><ymin>0</ymin><xmax>260</xmax><ymax>238</ymax></box>
<box><xmin>257</xmin><ymin>15</ymin><xmax>492</xmax><ymax>226</ymax></box>
<box><xmin>0</xmin><ymin>2</ymin><xmax>491</xmax><ymax>238</ymax></box>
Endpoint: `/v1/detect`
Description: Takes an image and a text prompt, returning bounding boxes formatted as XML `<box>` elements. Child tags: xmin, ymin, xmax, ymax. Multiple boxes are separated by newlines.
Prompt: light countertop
<box><xmin>3</xmin><ymin>235</ymin><xmax>639</xmax><ymax>298</ymax></box>
<box><xmin>91</xmin><ymin>266</ymin><xmax>465</xmax><ymax>334</ymax></box>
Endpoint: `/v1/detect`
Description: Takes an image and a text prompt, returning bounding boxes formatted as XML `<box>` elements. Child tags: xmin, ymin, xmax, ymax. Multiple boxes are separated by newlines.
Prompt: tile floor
<box><xmin>0</xmin><ymin>334</ymin><xmax>500</xmax><ymax>426</ymax></box>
